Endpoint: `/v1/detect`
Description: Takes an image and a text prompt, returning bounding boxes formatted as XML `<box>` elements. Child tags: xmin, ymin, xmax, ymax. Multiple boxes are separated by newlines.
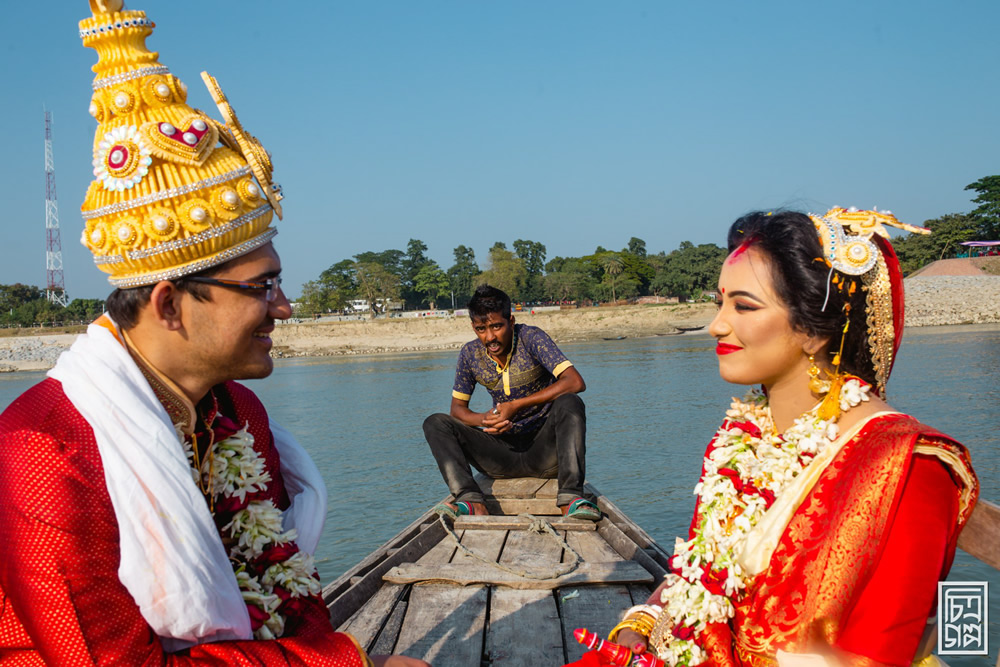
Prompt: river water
<box><xmin>0</xmin><ymin>325</ymin><xmax>996</xmax><ymax>662</ymax></box>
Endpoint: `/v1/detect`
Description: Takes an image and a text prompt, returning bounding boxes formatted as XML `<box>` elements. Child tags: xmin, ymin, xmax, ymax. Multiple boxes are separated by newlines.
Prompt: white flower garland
<box><xmin>655</xmin><ymin>378</ymin><xmax>870</xmax><ymax>665</ymax></box>
<box><xmin>183</xmin><ymin>424</ymin><xmax>322</xmax><ymax>640</ymax></box>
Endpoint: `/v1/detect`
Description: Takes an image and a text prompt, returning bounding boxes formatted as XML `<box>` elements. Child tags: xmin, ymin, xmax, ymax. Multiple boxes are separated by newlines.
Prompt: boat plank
<box><xmin>393</xmin><ymin>584</ymin><xmax>488</xmax><ymax>667</ymax></box>
<box><xmin>487</xmin><ymin>589</ymin><xmax>564</xmax><ymax>666</ymax></box>
<box><xmin>457</xmin><ymin>515</ymin><xmax>594</xmax><ymax>531</ymax></box>
<box><xmin>597</xmin><ymin>519</ymin><xmax>668</xmax><ymax>579</ymax></box>
<box><xmin>477</xmin><ymin>476</ymin><xmax>549</xmax><ymax>499</ymax></box>
<box><xmin>323</xmin><ymin>509</ymin><xmax>438</xmax><ymax>601</ymax></box>
<box><xmin>382</xmin><ymin>561</ymin><xmax>653</xmax><ymax>588</ymax></box>
<box><xmin>416</xmin><ymin>525</ymin><xmax>461</xmax><ymax>565</ymax></box>
<box><xmin>327</xmin><ymin>521</ymin><xmax>446</xmax><ymax>629</ymax></box>
<box><xmin>370</xmin><ymin>598</ymin><xmax>408</xmax><ymax>656</ymax></box>
<box><xmin>558</xmin><ymin>585</ymin><xmax>634</xmax><ymax>663</ymax></box>
<box><xmin>567</xmin><ymin>529</ymin><xmax>625</xmax><ymax>562</ymax></box>
<box><xmin>337</xmin><ymin>583</ymin><xmax>406</xmax><ymax>651</ymax></box>
<box><xmin>485</xmin><ymin>498</ymin><xmax>561</xmax><ymax>515</ymax></box>
<box><xmin>453</xmin><ymin>528</ymin><xmax>507</xmax><ymax>564</ymax></box>
<box><xmin>500</xmin><ymin>528</ymin><xmax>566</xmax><ymax>569</ymax></box>
<box><xmin>593</xmin><ymin>492</ymin><xmax>671</xmax><ymax>568</ymax></box>
<box><xmin>957</xmin><ymin>498</ymin><xmax>1000</xmax><ymax>570</ymax></box>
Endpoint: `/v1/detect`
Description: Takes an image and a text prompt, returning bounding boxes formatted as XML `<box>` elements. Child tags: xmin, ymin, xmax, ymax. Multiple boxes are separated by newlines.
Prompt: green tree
<box><xmin>627</xmin><ymin>237</ymin><xmax>647</xmax><ymax>258</ymax></box>
<box><xmin>542</xmin><ymin>258</ymin><xmax>596</xmax><ymax>302</ymax></box>
<box><xmin>594</xmin><ymin>273</ymin><xmax>639</xmax><ymax>302</ymax></box>
<box><xmin>478</xmin><ymin>246</ymin><xmax>526</xmax><ymax>298</ymax></box>
<box><xmin>353</xmin><ymin>249</ymin><xmax>404</xmax><ymax>277</ymax></box>
<box><xmin>598</xmin><ymin>253</ymin><xmax>625</xmax><ymax>303</ymax></box>
<box><xmin>650</xmin><ymin>241</ymin><xmax>727</xmax><ymax>299</ymax></box>
<box><xmin>413</xmin><ymin>262</ymin><xmax>451</xmax><ymax>308</ymax></box>
<box><xmin>400</xmin><ymin>239</ymin><xmax>432</xmax><ymax>308</ymax></box>
<box><xmin>892</xmin><ymin>213</ymin><xmax>980</xmax><ymax>275</ymax></box>
<box><xmin>513</xmin><ymin>239</ymin><xmax>547</xmax><ymax>302</ymax></box>
<box><xmin>353</xmin><ymin>262</ymin><xmax>401</xmax><ymax>317</ymax></box>
<box><xmin>965</xmin><ymin>175</ymin><xmax>1000</xmax><ymax>238</ymax></box>
<box><xmin>447</xmin><ymin>245</ymin><xmax>479</xmax><ymax>308</ymax></box>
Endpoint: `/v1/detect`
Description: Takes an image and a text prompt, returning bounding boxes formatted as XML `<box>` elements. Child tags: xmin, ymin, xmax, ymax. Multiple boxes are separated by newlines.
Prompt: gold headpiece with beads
<box><xmin>78</xmin><ymin>0</ymin><xmax>284</xmax><ymax>288</ymax></box>
<box><xmin>808</xmin><ymin>207</ymin><xmax>929</xmax><ymax>401</ymax></box>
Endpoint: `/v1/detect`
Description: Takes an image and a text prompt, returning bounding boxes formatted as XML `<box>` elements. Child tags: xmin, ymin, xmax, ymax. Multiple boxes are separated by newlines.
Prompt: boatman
<box><xmin>0</xmin><ymin>3</ymin><xmax>425</xmax><ymax>665</ymax></box>
<box><xmin>423</xmin><ymin>284</ymin><xmax>600</xmax><ymax>520</ymax></box>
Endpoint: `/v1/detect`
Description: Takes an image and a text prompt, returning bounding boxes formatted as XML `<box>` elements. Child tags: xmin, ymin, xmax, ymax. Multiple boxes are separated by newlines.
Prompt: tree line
<box><xmin>297</xmin><ymin>235</ymin><xmax>729</xmax><ymax>315</ymax></box>
<box><xmin>297</xmin><ymin>175</ymin><xmax>1000</xmax><ymax>315</ymax></box>
<box><xmin>2</xmin><ymin>176</ymin><xmax>996</xmax><ymax>322</ymax></box>
<box><xmin>0</xmin><ymin>284</ymin><xmax>105</xmax><ymax>328</ymax></box>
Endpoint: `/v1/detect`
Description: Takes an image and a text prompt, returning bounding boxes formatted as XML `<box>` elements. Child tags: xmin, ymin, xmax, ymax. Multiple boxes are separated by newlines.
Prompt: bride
<box><xmin>597</xmin><ymin>208</ymin><xmax>979</xmax><ymax>666</ymax></box>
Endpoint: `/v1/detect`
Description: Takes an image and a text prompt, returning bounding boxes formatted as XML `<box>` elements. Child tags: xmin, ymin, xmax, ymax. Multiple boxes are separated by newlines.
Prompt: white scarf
<box><xmin>48</xmin><ymin>320</ymin><xmax>327</xmax><ymax>652</ymax></box>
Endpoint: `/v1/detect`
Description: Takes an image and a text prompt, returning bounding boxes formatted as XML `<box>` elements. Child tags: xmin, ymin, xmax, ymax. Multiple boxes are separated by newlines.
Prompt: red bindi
<box><xmin>720</xmin><ymin>287</ymin><xmax>725</xmax><ymax>294</ymax></box>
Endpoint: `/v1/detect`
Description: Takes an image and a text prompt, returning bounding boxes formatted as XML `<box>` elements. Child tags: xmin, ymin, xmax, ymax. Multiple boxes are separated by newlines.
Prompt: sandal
<box><xmin>433</xmin><ymin>500</ymin><xmax>485</xmax><ymax>519</ymax></box>
<box><xmin>563</xmin><ymin>497</ymin><xmax>601</xmax><ymax>521</ymax></box>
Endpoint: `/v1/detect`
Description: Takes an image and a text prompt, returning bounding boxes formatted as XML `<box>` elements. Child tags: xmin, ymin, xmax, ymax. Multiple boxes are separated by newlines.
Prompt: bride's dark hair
<box><xmin>727</xmin><ymin>210</ymin><xmax>876</xmax><ymax>386</ymax></box>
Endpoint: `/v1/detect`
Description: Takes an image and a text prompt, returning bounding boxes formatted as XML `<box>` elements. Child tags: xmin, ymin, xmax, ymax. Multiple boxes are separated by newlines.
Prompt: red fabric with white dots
<box><xmin>0</xmin><ymin>378</ymin><xmax>364</xmax><ymax>666</ymax></box>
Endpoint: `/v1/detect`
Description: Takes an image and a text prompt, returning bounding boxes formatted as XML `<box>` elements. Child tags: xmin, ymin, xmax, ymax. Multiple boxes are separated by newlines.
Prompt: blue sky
<box><xmin>3</xmin><ymin>1</ymin><xmax>998</xmax><ymax>300</ymax></box>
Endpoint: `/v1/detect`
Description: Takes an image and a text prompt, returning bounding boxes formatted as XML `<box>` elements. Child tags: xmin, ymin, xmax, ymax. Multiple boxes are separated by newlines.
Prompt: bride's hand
<box><xmin>371</xmin><ymin>655</ymin><xmax>431</xmax><ymax>667</ymax></box>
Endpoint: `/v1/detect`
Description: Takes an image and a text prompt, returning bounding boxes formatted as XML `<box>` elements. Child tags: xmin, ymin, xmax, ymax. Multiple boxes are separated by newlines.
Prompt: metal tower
<box><xmin>43</xmin><ymin>110</ymin><xmax>69</xmax><ymax>307</ymax></box>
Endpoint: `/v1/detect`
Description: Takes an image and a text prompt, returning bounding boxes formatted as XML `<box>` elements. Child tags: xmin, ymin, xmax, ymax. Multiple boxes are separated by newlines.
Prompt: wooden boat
<box><xmin>323</xmin><ymin>475</ymin><xmax>1000</xmax><ymax>667</ymax></box>
<box><xmin>323</xmin><ymin>476</ymin><xmax>670</xmax><ymax>666</ymax></box>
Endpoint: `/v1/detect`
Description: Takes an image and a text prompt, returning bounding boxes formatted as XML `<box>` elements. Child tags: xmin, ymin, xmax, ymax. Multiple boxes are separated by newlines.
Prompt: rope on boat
<box><xmin>432</xmin><ymin>510</ymin><xmax>583</xmax><ymax>581</ymax></box>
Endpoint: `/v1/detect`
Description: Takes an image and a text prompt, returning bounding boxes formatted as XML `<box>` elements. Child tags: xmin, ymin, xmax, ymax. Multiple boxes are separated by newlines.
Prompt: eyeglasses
<box><xmin>184</xmin><ymin>276</ymin><xmax>284</xmax><ymax>302</ymax></box>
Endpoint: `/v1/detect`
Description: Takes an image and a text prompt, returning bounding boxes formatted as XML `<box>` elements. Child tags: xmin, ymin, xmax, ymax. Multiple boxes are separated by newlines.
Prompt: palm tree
<box><xmin>600</xmin><ymin>254</ymin><xmax>624</xmax><ymax>303</ymax></box>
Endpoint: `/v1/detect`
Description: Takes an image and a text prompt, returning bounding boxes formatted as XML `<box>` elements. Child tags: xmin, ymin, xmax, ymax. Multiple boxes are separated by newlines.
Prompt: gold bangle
<box><xmin>608</xmin><ymin>616</ymin><xmax>655</xmax><ymax>643</ymax></box>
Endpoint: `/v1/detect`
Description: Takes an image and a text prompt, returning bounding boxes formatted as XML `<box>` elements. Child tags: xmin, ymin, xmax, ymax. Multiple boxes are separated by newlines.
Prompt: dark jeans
<box><xmin>422</xmin><ymin>393</ymin><xmax>586</xmax><ymax>507</ymax></box>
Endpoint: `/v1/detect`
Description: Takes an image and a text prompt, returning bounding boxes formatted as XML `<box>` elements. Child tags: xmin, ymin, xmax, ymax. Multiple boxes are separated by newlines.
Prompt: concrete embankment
<box><xmin>904</xmin><ymin>275</ymin><xmax>1000</xmax><ymax>326</ymax></box>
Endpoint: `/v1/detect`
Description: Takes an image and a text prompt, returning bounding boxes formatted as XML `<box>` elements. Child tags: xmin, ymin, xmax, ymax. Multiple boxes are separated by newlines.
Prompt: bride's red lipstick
<box><xmin>716</xmin><ymin>342</ymin><xmax>742</xmax><ymax>355</ymax></box>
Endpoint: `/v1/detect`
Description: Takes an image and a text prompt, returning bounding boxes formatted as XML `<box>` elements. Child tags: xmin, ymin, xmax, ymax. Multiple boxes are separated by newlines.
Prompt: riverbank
<box><xmin>3</xmin><ymin>273</ymin><xmax>1000</xmax><ymax>371</ymax></box>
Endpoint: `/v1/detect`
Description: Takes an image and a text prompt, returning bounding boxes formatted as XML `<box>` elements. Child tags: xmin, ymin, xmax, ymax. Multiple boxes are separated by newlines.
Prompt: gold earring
<box><xmin>807</xmin><ymin>354</ymin><xmax>829</xmax><ymax>395</ymax></box>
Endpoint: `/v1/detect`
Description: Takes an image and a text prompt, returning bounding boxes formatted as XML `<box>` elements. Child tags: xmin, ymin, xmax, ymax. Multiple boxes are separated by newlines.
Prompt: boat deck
<box><xmin>323</xmin><ymin>477</ymin><xmax>671</xmax><ymax>666</ymax></box>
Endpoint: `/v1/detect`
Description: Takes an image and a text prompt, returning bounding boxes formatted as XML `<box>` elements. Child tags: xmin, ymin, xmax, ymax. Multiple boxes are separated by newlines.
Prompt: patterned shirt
<box><xmin>452</xmin><ymin>323</ymin><xmax>574</xmax><ymax>433</ymax></box>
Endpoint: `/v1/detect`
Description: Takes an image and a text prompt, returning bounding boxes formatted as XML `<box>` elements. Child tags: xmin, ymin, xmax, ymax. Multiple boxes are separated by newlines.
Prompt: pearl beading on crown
<box><xmin>108</xmin><ymin>228</ymin><xmax>278</xmax><ymax>288</ymax></box>
<box><xmin>79</xmin><ymin>16</ymin><xmax>153</xmax><ymax>40</ymax></box>
<box><xmin>92</xmin><ymin>65</ymin><xmax>171</xmax><ymax>91</ymax></box>
<box><xmin>93</xmin><ymin>203</ymin><xmax>272</xmax><ymax>265</ymax></box>
<box><xmin>81</xmin><ymin>166</ymin><xmax>252</xmax><ymax>221</ymax></box>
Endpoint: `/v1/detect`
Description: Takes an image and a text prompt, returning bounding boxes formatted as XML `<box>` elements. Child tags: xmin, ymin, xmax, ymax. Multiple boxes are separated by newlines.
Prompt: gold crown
<box><xmin>78</xmin><ymin>0</ymin><xmax>283</xmax><ymax>288</ymax></box>
<box><xmin>808</xmin><ymin>206</ymin><xmax>929</xmax><ymax>396</ymax></box>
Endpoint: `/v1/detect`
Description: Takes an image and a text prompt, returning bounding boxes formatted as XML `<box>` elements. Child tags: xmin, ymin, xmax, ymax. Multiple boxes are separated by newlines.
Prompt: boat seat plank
<box><xmin>567</xmin><ymin>529</ymin><xmax>626</xmax><ymax>562</ymax></box>
<box><xmin>453</xmin><ymin>528</ymin><xmax>507</xmax><ymax>564</ymax></box>
<box><xmin>485</xmin><ymin>498</ymin><xmax>562</xmax><ymax>515</ymax></box>
<box><xmin>382</xmin><ymin>561</ymin><xmax>653</xmax><ymax>589</ymax></box>
<box><xmin>476</xmin><ymin>475</ymin><xmax>550</xmax><ymax>499</ymax></box>
<box><xmin>500</xmin><ymin>528</ymin><xmax>566</xmax><ymax>569</ymax></box>
<box><xmin>487</xmin><ymin>589</ymin><xmax>564</xmax><ymax>666</ymax></box>
<box><xmin>393</xmin><ymin>584</ymin><xmax>488</xmax><ymax>666</ymax></box>
<box><xmin>336</xmin><ymin>582</ymin><xmax>406</xmax><ymax>651</ymax></box>
<box><xmin>536</xmin><ymin>478</ymin><xmax>559</xmax><ymax>499</ymax></box>
<box><xmin>456</xmin><ymin>515</ymin><xmax>595</xmax><ymax>531</ymax></box>
<box><xmin>558</xmin><ymin>585</ymin><xmax>634</xmax><ymax>664</ymax></box>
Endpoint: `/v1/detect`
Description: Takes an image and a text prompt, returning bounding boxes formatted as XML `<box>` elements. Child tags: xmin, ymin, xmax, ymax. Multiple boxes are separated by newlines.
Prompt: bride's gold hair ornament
<box><xmin>78</xmin><ymin>1</ymin><xmax>284</xmax><ymax>288</ymax></box>
<box><xmin>808</xmin><ymin>207</ymin><xmax>929</xmax><ymax>397</ymax></box>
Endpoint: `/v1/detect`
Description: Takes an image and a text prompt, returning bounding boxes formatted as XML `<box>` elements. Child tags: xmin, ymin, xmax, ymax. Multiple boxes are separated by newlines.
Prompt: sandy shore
<box><xmin>270</xmin><ymin>303</ymin><xmax>717</xmax><ymax>359</ymax></box>
<box><xmin>3</xmin><ymin>270</ymin><xmax>1000</xmax><ymax>372</ymax></box>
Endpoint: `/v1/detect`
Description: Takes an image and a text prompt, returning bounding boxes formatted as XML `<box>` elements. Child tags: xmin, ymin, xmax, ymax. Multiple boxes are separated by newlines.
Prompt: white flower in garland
<box><xmin>182</xmin><ymin>423</ymin><xmax>323</xmax><ymax>640</ymax></box>
<box><xmin>653</xmin><ymin>378</ymin><xmax>870</xmax><ymax>665</ymax></box>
